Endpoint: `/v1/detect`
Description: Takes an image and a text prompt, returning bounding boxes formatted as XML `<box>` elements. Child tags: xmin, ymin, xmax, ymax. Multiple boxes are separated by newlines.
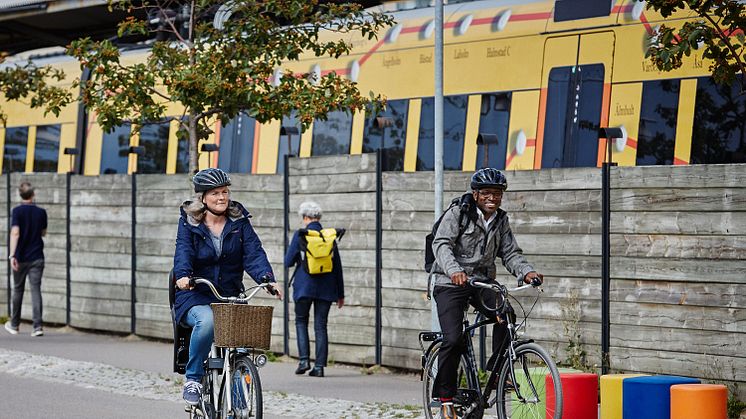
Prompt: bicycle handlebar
<box><xmin>188</xmin><ymin>277</ymin><xmax>276</xmax><ymax>303</ymax></box>
<box><xmin>468</xmin><ymin>278</ymin><xmax>542</xmax><ymax>314</ymax></box>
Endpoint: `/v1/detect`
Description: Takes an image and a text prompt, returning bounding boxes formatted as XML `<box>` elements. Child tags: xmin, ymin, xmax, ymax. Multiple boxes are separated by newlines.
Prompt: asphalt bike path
<box><xmin>0</xmin><ymin>324</ymin><xmax>423</xmax><ymax>418</ymax></box>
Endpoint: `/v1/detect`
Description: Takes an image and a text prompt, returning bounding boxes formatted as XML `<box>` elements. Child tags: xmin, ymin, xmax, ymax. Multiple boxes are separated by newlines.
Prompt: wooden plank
<box><xmin>611</xmin><ymin>188</ymin><xmax>746</xmax><ymax>212</ymax></box>
<box><xmin>612</xmin><ymin>211</ymin><xmax>746</xmax><ymax>235</ymax></box>
<box><xmin>612</xmin><ymin>234</ymin><xmax>746</xmax><ymax>259</ymax></box>
<box><xmin>385</xmin><ymin>190</ymin><xmax>601</xmax><ymax>212</ymax></box>
<box><xmin>70</xmin><ymin>266</ymin><xmax>131</xmax><ymax>284</ymax></box>
<box><xmin>610</xmin><ymin>279</ymin><xmax>745</xmax><ymax>309</ymax></box>
<box><xmin>70</xmin><ymin>206</ymin><xmax>132</xmax><ymax>221</ymax></box>
<box><xmin>70</xmin><ymin>312</ymin><xmax>130</xmax><ymax>333</ymax></box>
<box><xmin>70</xmin><ymin>251</ymin><xmax>131</xmax><ymax>269</ymax></box>
<box><xmin>384</xmin><ymin>167</ymin><xmax>601</xmax><ymax>192</ymax></box>
<box><xmin>610</xmin><ymin>347</ymin><xmax>746</xmax><ymax>382</ymax></box>
<box><xmin>288</xmin><ymin>154</ymin><xmax>377</xmax><ymax>174</ymax></box>
<box><xmin>611</xmin><ymin>301</ymin><xmax>743</xmax><ymax>332</ymax></box>
<box><xmin>611</xmin><ymin>324</ymin><xmax>743</xmax><ymax>358</ymax></box>
<box><xmin>289</xmin><ymin>172</ymin><xmax>377</xmax><ymax>194</ymax></box>
<box><xmin>71</xmin><ymin>236</ymin><xmax>130</xmax><ymax>254</ymax></box>
<box><xmin>610</xmin><ymin>257</ymin><xmax>746</xmax><ymax>284</ymax></box>
<box><xmin>70</xmin><ymin>221</ymin><xmax>130</xmax><ymax>238</ymax></box>
<box><xmin>71</xmin><ymin>174</ymin><xmax>132</xmax><ymax>189</ymax></box>
<box><xmin>70</xmin><ymin>191</ymin><xmax>131</xmax><ymax>206</ymax></box>
<box><xmin>289</xmin><ymin>193</ymin><xmax>377</xmax><ymax>213</ymax></box>
<box><xmin>612</xmin><ymin>164</ymin><xmax>746</xmax><ymax>189</ymax></box>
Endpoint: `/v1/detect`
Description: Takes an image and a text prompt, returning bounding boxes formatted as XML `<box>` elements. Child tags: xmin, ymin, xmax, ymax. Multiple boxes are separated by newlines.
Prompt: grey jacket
<box><xmin>431</xmin><ymin>204</ymin><xmax>534</xmax><ymax>287</ymax></box>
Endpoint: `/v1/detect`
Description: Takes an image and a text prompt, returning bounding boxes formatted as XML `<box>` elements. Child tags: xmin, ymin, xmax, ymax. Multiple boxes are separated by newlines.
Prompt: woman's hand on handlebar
<box><xmin>266</xmin><ymin>284</ymin><xmax>283</xmax><ymax>300</ymax></box>
<box><xmin>176</xmin><ymin>277</ymin><xmax>194</xmax><ymax>290</ymax></box>
<box><xmin>523</xmin><ymin>272</ymin><xmax>544</xmax><ymax>286</ymax></box>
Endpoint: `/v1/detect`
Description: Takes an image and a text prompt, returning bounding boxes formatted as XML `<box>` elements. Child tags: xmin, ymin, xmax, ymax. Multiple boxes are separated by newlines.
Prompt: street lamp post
<box><xmin>279</xmin><ymin>125</ymin><xmax>299</xmax><ymax>356</ymax></box>
<box><xmin>128</xmin><ymin>145</ymin><xmax>145</xmax><ymax>334</ymax></box>
<box><xmin>598</xmin><ymin>126</ymin><xmax>623</xmax><ymax>375</ymax></box>
<box><xmin>200</xmin><ymin>143</ymin><xmax>219</xmax><ymax>169</ymax></box>
<box><xmin>476</xmin><ymin>133</ymin><xmax>499</xmax><ymax>169</ymax></box>
<box><xmin>62</xmin><ymin>147</ymin><xmax>79</xmax><ymax>326</ymax></box>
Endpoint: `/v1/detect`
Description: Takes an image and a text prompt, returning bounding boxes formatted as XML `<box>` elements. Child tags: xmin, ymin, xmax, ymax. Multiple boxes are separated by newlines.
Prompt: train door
<box><xmin>534</xmin><ymin>32</ymin><xmax>615</xmax><ymax>168</ymax></box>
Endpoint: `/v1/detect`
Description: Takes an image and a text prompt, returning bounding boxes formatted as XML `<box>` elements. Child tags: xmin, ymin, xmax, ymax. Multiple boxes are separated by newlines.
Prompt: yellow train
<box><xmin>1</xmin><ymin>0</ymin><xmax>744</xmax><ymax>175</ymax></box>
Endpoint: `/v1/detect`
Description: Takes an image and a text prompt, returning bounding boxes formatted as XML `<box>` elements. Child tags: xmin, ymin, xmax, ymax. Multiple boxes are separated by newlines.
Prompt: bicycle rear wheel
<box><xmin>222</xmin><ymin>356</ymin><xmax>263</xmax><ymax>419</ymax></box>
<box><xmin>422</xmin><ymin>341</ymin><xmax>483</xmax><ymax>419</ymax></box>
<box><xmin>494</xmin><ymin>342</ymin><xmax>563</xmax><ymax>419</ymax></box>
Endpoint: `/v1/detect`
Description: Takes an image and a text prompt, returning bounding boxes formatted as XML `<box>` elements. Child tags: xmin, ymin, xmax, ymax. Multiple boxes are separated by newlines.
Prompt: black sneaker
<box><xmin>182</xmin><ymin>381</ymin><xmax>202</xmax><ymax>406</ymax></box>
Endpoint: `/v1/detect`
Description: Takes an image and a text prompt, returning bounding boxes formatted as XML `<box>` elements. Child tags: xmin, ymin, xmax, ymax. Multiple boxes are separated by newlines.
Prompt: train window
<box><xmin>33</xmin><ymin>124</ymin><xmax>61</xmax><ymax>172</ymax></box>
<box><xmin>218</xmin><ymin>113</ymin><xmax>256</xmax><ymax>174</ymax></box>
<box><xmin>690</xmin><ymin>75</ymin><xmax>746</xmax><ymax>164</ymax></box>
<box><xmin>636</xmin><ymin>80</ymin><xmax>680</xmax><ymax>166</ymax></box>
<box><xmin>312</xmin><ymin>110</ymin><xmax>353</xmax><ymax>156</ymax></box>
<box><xmin>276</xmin><ymin>114</ymin><xmax>301</xmax><ymax>174</ymax></box>
<box><xmin>554</xmin><ymin>0</ymin><xmax>613</xmax><ymax>22</ymax></box>
<box><xmin>137</xmin><ymin>121</ymin><xmax>170</xmax><ymax>173</ymax></box>
<box><xmin>542</xmin><ymin>64</ymin><xmax>604</xmax><ymax>168</ymax></box>
<box><xmin>363</xmin><ymin>99</ymin><xmax>409</xmax><ymax>171</ymax></box>
<box><xmin>416</xmin><ymin>95</ymin><xmax>468</xmax><ymax>171</ymax></box>
<box><xmin>476</xmin><ymin>93</ymin><xmax>511</xmax><ymax>169</ymax></box>
<box><xmin>100</xmin><ymin>124</ymin><xmax>131</xmax><ymax>174</ymax></box>
<box><xmin>3</xmin><ymin>127</ymin><xmax>28</xmax><ymax>173</ymax></box>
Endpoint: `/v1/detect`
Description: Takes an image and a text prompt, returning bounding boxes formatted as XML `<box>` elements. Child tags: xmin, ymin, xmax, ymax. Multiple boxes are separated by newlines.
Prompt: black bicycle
<box><xmin>420</xmin><ymin>279</ymin><xmax>563</xmax><ymax>419</ymax></box>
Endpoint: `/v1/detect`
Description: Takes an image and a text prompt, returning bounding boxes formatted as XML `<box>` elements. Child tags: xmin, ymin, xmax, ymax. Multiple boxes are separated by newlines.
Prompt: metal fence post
<box><xmin>131</xmin><ymin>172</ymin><xmax>137</xmax><ymax>335</ymax></box>
<box><xmin>66</xmin><ymin>172</ymin><xmax>72</xmax><ymax>325</ymax></box>
<box><xmin>283</xmin><ymin>154</ymin><xmax>290</xmax><ymax>355</ymax></box>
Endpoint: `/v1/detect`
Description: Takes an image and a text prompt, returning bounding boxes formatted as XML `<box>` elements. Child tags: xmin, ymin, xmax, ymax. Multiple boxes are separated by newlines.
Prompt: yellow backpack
<box><xmin>299</xmin><ymin>228</ymin><xmax>345</xmax><ymax>275</ymax></box>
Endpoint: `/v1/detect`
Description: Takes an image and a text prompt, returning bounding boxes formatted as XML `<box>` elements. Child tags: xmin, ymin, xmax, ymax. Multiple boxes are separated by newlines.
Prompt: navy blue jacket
<box><xmin>173</xmin><ymin>201</ymin><xmax>274</xmax><ymax>324</ymax></box>
<box><xmin>285</xmin><ymin>221</ymin><xmax>344</xmax><ymax>303</ymax></box>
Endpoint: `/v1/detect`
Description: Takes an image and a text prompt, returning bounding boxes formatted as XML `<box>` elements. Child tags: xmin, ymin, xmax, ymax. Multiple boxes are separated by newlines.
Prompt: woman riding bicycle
<box><xmin>430</xmin><ymin>167</ymin><xmax>543</xmax><ymax>419</ymax></box>
<box><xmin>173</xmin><ymin>168</ymin><xmax>281</xmax><ymax>406</ymax></box>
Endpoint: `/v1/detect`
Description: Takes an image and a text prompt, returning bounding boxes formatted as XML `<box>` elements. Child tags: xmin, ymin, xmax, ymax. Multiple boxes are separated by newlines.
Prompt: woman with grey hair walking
<box><xmin>284</xmin><ymin>201</ymin><xmax>345</xmax><ymax>377</ymax></box>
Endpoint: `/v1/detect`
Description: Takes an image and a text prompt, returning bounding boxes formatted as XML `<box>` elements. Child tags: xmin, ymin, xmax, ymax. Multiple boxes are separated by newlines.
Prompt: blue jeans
<box><xmin>295</xmin><ymin>298</ymin><xmax>332</xmax><ymax>367</ymax></box>
<box><xmin>184</xmin><ymin>305</ymin><xmax>214</xmax><ymax>382</ymax></box>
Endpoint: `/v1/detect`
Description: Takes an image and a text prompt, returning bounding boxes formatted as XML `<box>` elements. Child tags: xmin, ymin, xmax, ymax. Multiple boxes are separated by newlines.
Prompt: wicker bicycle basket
<box><xmin>211</xmin><ymin>303</ymin><xmax>273</xmax><ymax>349</ymax></box>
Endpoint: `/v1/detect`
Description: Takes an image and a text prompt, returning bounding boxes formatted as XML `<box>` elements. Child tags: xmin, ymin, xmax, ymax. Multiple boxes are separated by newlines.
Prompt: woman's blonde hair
<box><xmin>183</xmin><ymin>192</ymin><xmax>241</xmax><ymax>222</ymax></box>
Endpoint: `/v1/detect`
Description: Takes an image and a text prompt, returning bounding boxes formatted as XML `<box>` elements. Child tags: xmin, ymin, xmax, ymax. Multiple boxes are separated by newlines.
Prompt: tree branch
<box><xmin>700</xmin><ymin>12</ymin><xmax>746</xmax><ymax>93</ymax></box>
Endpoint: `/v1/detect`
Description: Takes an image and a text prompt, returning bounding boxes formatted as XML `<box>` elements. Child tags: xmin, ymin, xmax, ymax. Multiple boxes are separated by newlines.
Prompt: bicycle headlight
<box><xmin>255</xmin><ymin>354</ymin><xmax>268</xmax><ymax>368</ymax></box>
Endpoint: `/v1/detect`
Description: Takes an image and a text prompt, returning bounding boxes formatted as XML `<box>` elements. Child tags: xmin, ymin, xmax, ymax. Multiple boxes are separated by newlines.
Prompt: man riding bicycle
<box><xmin>173</xmin><ymin>168</ymin><xmax>281</xmax><ymax>406</ymax></box>
<box><xmin>430</xmin><ymin>167</ymin><xmax>544</xmax><ymax>419</ymax></box>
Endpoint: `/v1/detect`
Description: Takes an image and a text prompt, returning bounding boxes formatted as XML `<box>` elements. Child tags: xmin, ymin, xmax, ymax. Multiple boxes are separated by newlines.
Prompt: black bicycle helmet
<box><xmin>193</xmin><ymin>168</ymin><xmax>231</xmax><ymax>193</ymax></box>
<box><xmin>470</xmin><ymin>168</ymin><xmax>507</xmax><ymax>190</ymax></box>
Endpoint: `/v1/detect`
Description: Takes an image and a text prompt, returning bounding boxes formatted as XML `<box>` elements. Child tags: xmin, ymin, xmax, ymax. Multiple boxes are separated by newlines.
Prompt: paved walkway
<box><xmin>0</xmin><ymin>324</ymin><xmax>424</xmax><ymax>418</ymax></box>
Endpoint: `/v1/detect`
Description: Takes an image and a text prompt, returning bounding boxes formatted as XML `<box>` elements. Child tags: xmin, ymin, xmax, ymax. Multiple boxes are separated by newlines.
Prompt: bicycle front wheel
<box><xmin>422</xmin><ymin>341</ymin><xmax>482</xmax><ymax>419</ymax></box>
<box><xmin>494</xmin><ymin>342</ymin><xmax>563</xmax><ymax>419</ymax></box>
<box><xmin>222</xmin><ymin>356</ymin><xmax>263</xmax><ymax>419</ymax></box>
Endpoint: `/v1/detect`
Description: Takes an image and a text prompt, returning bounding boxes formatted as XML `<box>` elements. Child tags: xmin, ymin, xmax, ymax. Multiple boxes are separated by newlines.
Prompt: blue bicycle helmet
<box><xmin>470</xmin><ymin>168</ymin><xmax>507</xmax><ymax>190</ymax></box>
<box><xmin>193</xmin><ymin>168</ymin><xmax>231</xmax><ymax>193</ymax></box>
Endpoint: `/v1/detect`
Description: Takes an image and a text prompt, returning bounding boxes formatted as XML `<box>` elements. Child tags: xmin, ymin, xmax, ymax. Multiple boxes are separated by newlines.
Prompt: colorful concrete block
<box><xmin>622</xmin><ymin>375</ymin><xmax>701</xmax><ymax>419</ymax></box>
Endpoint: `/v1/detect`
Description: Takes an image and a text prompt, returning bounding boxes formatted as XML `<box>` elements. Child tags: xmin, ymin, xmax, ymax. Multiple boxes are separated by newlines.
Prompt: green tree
<box><xmin>0</xmin><ymin>53</ymin><xmax>72</xmax><ymax>126</ymax></box>
<box><xmin>67</xmin><ymin>0</ymin><xmax>394</xmax><ymax>173</ymax></box>
<box><xmin>644</xmin><ymin>0</ymin><xmax>746</xmax><ymax>94</ymax></box>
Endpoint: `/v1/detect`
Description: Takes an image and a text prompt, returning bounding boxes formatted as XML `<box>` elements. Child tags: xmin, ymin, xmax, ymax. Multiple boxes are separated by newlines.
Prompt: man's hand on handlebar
<box><xmin>176</xmin><ymin>277</ymin><xmax>194</xmax><ymax>290</ymax></box>
<box><xmin>523</xmin><ymin>272</ymin><xmax>544</xmax><ymax>287</ymax></box>
<box><xmin>450</xmin><ymin>271</ymin><xmax>468</xmax><ymax>286</ymax></box>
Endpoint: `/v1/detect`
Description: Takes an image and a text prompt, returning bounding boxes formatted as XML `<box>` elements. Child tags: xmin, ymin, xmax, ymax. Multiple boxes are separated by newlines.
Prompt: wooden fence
<box><xmin>0</xmin><ymin>157</ymin><xmax>742</xmax><ymax>397</ymax></box>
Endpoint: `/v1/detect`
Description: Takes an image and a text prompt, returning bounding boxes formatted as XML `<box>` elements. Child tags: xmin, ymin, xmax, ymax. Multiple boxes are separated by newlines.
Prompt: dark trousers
<box><xmin>432</xmin><ymin>284</ymin><xmax>508</xmax><ymax>400</ymax></box>
<box><xmin>10</xmin><ymin>258</ymin><xmax>45</xmax><ymax>330</ymax></box>
<box><xmin>294</xmin><ymin>297</ymin><xmax>332</xmax><ymax>367</ymax></box>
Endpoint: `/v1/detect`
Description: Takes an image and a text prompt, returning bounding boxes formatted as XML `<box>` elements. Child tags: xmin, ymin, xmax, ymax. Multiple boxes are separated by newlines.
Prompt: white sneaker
<box><xmin>31</xmin><ymin>328</ymin><xmax>44</xmax><ymax>337</ymax></box>
<box><xmin>4</xmin><ymin>321</ymin><xmax>18</xmax><ymax>335</ymax></box>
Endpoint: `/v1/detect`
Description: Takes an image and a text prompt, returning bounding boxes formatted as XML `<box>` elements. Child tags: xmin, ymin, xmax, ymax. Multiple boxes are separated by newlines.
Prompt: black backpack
<box><xmin>424</xmin><ymin>193</ymin><xmax>475</xmax><ymax>273</ymax></box>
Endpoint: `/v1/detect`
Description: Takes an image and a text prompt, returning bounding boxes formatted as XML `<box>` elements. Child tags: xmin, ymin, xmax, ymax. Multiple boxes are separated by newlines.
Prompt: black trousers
<box><xmin>432</xmin><ymin>284</ymin><xmax>508</xmax><ymax>400</ymax></box>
